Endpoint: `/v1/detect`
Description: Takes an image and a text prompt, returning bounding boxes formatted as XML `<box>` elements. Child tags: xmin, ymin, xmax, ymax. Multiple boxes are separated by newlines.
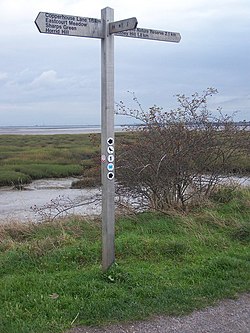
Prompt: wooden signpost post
<box><xmin>35</xmin><ymin>7</ymin><xmax>181</xmax><ymax>272</ymax></box>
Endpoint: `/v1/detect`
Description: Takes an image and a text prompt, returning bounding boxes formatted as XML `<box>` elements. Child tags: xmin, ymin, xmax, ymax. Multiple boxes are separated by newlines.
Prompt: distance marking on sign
<box><xmin>115</xmin><ymin>27</ymin><xmax>181</xmax><ymax>43</ymax></box>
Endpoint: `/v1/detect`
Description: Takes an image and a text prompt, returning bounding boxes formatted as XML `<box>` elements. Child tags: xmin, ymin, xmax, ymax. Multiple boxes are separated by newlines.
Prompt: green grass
<box><xmin>0</xmin><ymin>134</ymin><xmax>101</xmax><ymax>186</ymax></box>
<box><xmin>0</xmin><ymin>189</ymin><xmax>249</xmax><ymax>333</ymax></box>
<box><xmin>0</xmin><ymin>164</ymin><xmax>83</xmax><ymax>186</ymax></box>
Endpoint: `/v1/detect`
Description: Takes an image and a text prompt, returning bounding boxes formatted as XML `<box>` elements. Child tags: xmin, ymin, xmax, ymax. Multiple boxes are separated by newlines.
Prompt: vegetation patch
<box><xmin>116</xmin><ymin>89</ymin><xmax>250</xmax><ymax>211</ymax></box>
<box><xmin>0</xmin><ymin>189</ymin><xmax>249</xmax><ymax>333</ymax></box>
<box><xmin>0</xmin><ymin>170</ymin><xmax>32</xmax><ymax>187</ymax></box>
<box><xmin>0</xmin><ymin>134</ymin><xmax>101</xmax><ymax>186</ymax></box>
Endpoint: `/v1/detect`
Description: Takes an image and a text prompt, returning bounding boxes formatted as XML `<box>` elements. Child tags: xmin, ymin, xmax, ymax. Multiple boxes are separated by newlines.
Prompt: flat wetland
<box><xmin>0</xmin><ymin>132</ymin><xmax>249</xmax><ymax>333</ymax></box>
<box><xmin>0</xmin><ymin>131</ymin><xmax>250</xmax><ymax>188</ymax></box>
<box><xmin>0</xmin><ymin>133</ymin><xmax>100</xmax><ymax>187</ymax></box>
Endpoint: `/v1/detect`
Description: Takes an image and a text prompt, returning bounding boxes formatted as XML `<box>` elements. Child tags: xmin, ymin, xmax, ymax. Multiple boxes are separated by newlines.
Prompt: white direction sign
<box><xmin>116</xmin><ymin>27</ymin><xmax>181</xmax><ymax>43</ymax></box>
<box><xmin>35</xmin><ymin>12</ymin><xmax>103</xmax><ymax>38</ymax></box>
<box><xmin>109</xmin><ymin>17</ymin><xmax>138</xmax><ymax>34</ymax></box>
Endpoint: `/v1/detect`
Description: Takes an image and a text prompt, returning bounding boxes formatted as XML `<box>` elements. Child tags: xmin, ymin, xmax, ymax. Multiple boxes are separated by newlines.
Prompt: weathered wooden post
<box><xmin>100</xmin><ymin>7</ymin><xmax>115</xmax><ymax>271</ymax></box>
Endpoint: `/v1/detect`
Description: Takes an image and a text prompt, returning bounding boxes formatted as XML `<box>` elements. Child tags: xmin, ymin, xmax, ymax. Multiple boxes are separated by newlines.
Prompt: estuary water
<box><xmin>0</xmin><ymin>176</ymin><xmax>249</xmax><ymax>224</ymax></box>
<box><xmin>0</xmin><ymin>178</ymin><xmax>101</xmax><ymax>224</ymax></box>
<box><xmin>0</xmin><ymin>125</ymin><xmax>125</xmax><ymax>135</ymax></box>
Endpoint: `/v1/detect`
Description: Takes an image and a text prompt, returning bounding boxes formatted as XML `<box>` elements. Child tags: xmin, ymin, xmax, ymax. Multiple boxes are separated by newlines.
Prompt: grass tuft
<box><xmin>231</xmin><ymin>225</ymin><xmax>250</xmax><ymax>244</ymax></box>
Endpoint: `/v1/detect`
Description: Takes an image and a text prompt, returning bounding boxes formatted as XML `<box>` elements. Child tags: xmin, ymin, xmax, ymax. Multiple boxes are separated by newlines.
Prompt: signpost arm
<box><xmin>101</xmin><ymin>7</ymin><xmax>115</xmax><ymax>272</ymax></box>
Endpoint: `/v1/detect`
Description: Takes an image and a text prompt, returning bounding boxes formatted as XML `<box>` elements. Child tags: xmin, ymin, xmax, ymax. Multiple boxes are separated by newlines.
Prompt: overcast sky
<box><xmin>0</xmin><ymin>0</ymin><xmax>249</xmax><ymax>126</ymax></box>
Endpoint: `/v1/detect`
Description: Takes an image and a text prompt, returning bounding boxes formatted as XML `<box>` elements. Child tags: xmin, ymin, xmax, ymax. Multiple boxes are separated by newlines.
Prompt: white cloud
<box><xmin>30</xmin><ymin>70</ymin><xmax>65</xmax><ymax>88</ymax></box>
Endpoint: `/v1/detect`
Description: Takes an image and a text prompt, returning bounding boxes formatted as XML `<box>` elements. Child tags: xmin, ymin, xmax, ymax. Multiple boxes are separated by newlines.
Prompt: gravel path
<box><xmin>67</xmin><ymin>293</ymin><xmax>250</xmax><ymax>333</ymax></box>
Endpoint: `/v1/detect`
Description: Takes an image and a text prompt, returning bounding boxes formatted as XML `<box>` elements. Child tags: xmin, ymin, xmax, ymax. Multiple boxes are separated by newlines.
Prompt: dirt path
<box><xmin>66</xmin><ymin>293</ymin><xmax>250</xmax><ymax>333</ymax></box>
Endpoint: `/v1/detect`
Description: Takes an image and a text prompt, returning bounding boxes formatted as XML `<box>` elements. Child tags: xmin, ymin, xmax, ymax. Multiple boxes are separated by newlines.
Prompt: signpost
<box><xmin>35</xmin><ymin>7</ymin><xmax>181</xmax><ymax>272</ymax></box>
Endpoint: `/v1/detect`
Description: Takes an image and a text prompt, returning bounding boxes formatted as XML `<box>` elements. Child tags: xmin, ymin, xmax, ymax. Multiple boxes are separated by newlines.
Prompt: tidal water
<box><xmin>0</xmin><ymin>178</ymin><xmax>101</xmax><ymax>223</ymax></box>
<box><xmin>0</xmin><ymin>176</ymin><xmax>249</xmax><ymax>224</ymax></box>
<box><xmin>0</xmin><ymin>125</ymin><xmax>124</xmax><ymax>223</ymax></box>
<box><xmin>0</xmin><ymin>125</ymin><xmax>125</xmax><ymax>135</ymax></box>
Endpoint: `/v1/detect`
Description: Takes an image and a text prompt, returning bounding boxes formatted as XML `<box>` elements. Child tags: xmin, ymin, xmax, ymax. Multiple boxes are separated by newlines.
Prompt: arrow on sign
<box><xmin>109</xmin><ymin>17</ymin><xmax>138</xmax><ymax>34</ymax></box>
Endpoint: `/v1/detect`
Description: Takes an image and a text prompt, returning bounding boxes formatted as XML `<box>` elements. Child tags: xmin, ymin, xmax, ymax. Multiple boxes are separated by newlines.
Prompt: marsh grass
<box><xmin>0</xmin><ymin>189</ymin><xmax>249</xmax><ymax>333</ymax></box>
<box><xmin>0</xmin><ymin>134</ymin><xmax>101</xmax><ymax>186</ymax></box>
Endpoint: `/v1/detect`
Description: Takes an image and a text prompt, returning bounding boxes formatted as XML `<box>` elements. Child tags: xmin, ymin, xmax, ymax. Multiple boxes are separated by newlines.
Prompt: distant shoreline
<box><xmin>0</xmin><ymin>122</ymin><xmax>248</xmax><ymax>135</ymax></box>
<box><xmin>0</xmin><ymin>125</ymin><xmax>126</xmax><ymax>135</ymax></box>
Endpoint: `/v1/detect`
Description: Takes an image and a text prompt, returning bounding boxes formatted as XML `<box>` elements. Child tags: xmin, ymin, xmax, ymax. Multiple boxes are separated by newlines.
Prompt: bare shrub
<box><xmin>115</xmin><ymin>88</ymin><xmax>249</xmax><ymax>211</ymax></box>
<box><xmin>31</xmin><ymin>193</ymin><xmax>101</xmax><ymax>222</ymax></box>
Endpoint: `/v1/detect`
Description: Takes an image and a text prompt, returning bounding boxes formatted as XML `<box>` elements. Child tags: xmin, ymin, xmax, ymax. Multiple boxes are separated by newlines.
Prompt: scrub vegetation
<box><xmin>116</xmin><ymin>88</ymin><xmax>250</xmax><ymax>211</ymax></box>
<box><xmin>0</xmin><ymin>188</ymin><xmax>249</xmax><ymax>333</ymax></box>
